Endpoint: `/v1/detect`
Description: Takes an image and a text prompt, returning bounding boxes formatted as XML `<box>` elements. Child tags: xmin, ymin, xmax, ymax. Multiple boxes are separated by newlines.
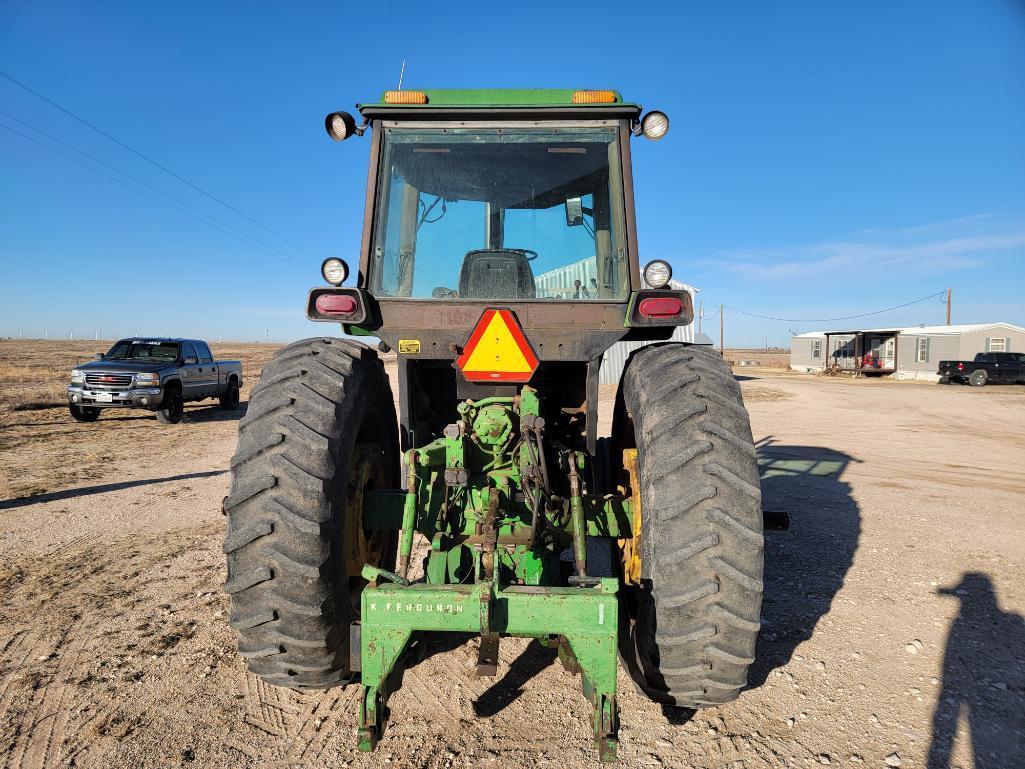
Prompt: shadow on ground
<box><xmin>96</xmin><ymin>401</ymin><xmax>248</xmax><ymax>424</ymax></box>
<box><xmin>0</xmin><ymin>470</ymin><xmax>228</xmax><ymax>509</ymax></box>
<box><xmin>472</xmin><ymin>640</ymin><xmax>557</xmax><ymax>717</ymax></box>
<box><xmin>400</xmin><ymin>631</ymin><xmax>560</xmax><ymax>717</ymax></box>
<box><xmin>0</xmin><ymin>401</ymin><xmax>247</xmax><ymax>430</ymax></box>
<box><xmin>748</xmin><ymin>437</ymin><xmax>862</xmax><ymax>687</ymax></box>
<box><xmin>652</xmin><ymin>439</ymin><xmax>861</xmax><ymax>725</ymax></box>
<box><xmin>927</xmin><ymin>572</ymin><xmax>1025</xmax><ymax>769</ymax></box>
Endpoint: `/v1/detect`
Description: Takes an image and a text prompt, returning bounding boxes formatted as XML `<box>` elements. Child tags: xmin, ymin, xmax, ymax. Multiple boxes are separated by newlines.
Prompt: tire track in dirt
<box><xmin>3</xmin><ymin>619</ymin><xmax>89</xmax><ymax>769</ymax></box>
<box><xmin>287</xmin><ymin>688</ymin><xmax>360</xmax><ymax>764</ymax></box>
<box><xmin>0</xmin><ymin>631</ymin><xmax>35</xmax><ymax>760</ymax></box>
<box><xmin>227</xmin><ymin>670</ymin><xmax>362</xmax><ymax>763</ymax></box>
<box><xmin>0</xmin><ymin>524</ymin><xmax>228</xmax><ymax>768</ymax></box>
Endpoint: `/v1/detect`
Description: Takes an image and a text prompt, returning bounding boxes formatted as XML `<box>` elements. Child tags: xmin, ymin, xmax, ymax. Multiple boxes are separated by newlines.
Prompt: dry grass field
<box><xmin>725</xmin><ymin>348</ymin><xmax>792</xmax><ymax>371</ymax></box>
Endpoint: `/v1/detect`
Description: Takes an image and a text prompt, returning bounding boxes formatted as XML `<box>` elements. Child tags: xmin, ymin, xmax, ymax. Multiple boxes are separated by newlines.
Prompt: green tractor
<box><xmin>223</xmin><ymin>89</ymin><xmax>763</xmax><ymax>761</ymax></box>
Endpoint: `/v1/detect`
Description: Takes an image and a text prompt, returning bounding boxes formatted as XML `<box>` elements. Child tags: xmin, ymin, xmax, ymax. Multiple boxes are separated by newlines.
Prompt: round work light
<box><xmin>325</xmin><ymin>111</ymin><xmax>357</xmax><ymax>142</ymax></box>
<box><xmin>641</xmin><ymin>111</ymin><xmax>670</xmax><ymax>141</ymax></box>
<box><xmin>321</xmin><ymin>257</ymin><xmax>349</xmax><ymax>286</ymax></box>
<box><xmin>643</xmin><ymin>259</ymin><xmax>673</xmax><ymax>289</ymax></box>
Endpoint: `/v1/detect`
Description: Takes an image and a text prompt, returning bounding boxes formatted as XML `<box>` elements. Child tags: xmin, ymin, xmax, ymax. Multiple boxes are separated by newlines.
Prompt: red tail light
<box><xmin>957</xmin><ymin>362</ymin><xmax>964</xmax><ymax>371</ymax></box>
<box><xmin>315</xmin><ymin>294</ymin><xmax>358</xmax><ymax>315</ymax></box>
<box><xmin>638</xmin><ymin>297</ymin><xmax>683</xmax><ymax>319</ymax></box>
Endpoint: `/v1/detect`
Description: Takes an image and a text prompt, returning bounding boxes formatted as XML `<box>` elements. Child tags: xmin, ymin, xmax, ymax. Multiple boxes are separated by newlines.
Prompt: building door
<box><xmin>883</xmin><ymin>337</ymin><xmax>896</xmax><ymax>369</ymax></box>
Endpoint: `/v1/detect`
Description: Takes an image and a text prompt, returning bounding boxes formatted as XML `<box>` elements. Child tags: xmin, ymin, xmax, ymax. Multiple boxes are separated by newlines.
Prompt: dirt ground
<box><xmin>1</xmin><ymin>341</ymin><xmax>1023</xmax><ymax>769</ymax></box>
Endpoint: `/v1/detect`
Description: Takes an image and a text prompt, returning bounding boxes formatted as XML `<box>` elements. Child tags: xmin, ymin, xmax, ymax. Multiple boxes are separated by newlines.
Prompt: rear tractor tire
<box><xmin>615</xmin><ymin>344</ymin><xmax>764</xmax><ymax>708</ymax></box>
<box><xmin>223</xmin><ymin>337</ymin><xmax>399</xmax><ymax>689</ymax></box>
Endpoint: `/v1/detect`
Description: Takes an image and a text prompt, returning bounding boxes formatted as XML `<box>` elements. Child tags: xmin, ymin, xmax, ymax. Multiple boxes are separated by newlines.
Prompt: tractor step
<box><xmin>358</xmin><ymin>578</ymin><xmax>620</xmax><ymax>761</ymax></box>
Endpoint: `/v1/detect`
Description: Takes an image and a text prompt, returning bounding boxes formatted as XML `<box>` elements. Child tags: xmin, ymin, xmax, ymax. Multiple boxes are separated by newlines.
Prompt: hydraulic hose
<box><xmin>567</xmin><ymin>452</ymin><xmax>586</xmax><ymax>577</ymax></box>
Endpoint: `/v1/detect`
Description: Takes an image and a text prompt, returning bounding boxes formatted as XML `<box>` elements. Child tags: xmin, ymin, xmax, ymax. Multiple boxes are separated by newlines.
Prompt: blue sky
<box><xmin>2</xmin><ymin>1</ymin><xmax>1023</xmax><ymax>346</ymax></box>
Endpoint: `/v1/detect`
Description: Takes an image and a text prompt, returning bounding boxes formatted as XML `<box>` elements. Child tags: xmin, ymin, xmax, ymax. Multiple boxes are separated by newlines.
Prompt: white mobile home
<box><xmin>791</xmin><ymin>323</ymin><xmax>1025</xmax><ymax>381</ymax></box>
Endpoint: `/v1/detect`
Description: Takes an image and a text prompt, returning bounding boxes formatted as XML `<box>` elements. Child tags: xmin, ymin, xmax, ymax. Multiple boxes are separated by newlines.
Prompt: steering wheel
<box><xmin>509</xmin><ymin>248</ymin><xmax>539</xmax><ymax>261</ymax></box>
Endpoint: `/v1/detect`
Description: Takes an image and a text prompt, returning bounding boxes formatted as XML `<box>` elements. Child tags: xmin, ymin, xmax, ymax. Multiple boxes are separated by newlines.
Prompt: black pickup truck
<box><xmin>938</xmin><ymin>352</ymin><xmax>1025</xmax><ymax>386</ymax></box>
<box><xmin>67</xmin><ymin>338</ymin><xmax>243</xmax><ymax>424</ymax></box>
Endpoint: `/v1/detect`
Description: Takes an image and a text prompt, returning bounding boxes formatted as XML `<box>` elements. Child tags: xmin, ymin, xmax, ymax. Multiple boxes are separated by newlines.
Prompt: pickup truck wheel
<box><xmin>69</xmin><ymin>404</ymin><xmax>101</xmax><ymax>422</ymax></box>
<box><xmin>969</xmin><ymin>370</ymin><xmax>988</xmax><ymax>387</ymax></box>
<box><xmin>224</xmin><ymin>337</ymin><xmax>399</xmax><ymax>689</ymax></box>
<box><xmin>219</xmin><ymin>380</ymin><xmax>240</xmax><ymax>410</ymax></box>
<box><xmin>156</xmin><ymin>389</ymin><xmax>184</xmax><ymax>424</ymax></box>
<box><xmin>614</xmin><ymin>343</ymin><xmax>763</xmax><ymax>708</ymax></box>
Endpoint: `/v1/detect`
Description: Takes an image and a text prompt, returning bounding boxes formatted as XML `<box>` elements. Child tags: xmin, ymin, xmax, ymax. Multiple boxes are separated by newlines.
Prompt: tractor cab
<box><xmin>309</xmin><ymin>89</ymin><xmax>687</xmax><ymax>456</ymax></box>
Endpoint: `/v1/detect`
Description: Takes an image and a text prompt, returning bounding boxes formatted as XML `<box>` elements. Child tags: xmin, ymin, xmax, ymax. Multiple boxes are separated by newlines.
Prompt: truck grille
<box><xmin>85</xmin><ymin>373</ymin><xmax>134</xmax><ymax>389</ymax></box>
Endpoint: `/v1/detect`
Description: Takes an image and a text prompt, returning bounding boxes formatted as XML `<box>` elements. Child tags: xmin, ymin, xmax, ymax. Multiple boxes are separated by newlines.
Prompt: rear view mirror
<box><xmin>565</xmin><ymin>197</ymin><xmax>584</xmax><ymax>226</ymax></box>
<box><xmin>93</xmin><ymin>353</ymin><xmax>104</xmax><ymax>361</ymax></box>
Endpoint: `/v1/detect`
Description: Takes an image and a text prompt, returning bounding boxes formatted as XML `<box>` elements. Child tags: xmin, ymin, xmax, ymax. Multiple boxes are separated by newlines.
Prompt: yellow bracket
<box><xmin>618</xmin><ymin>449</ymin><xmax>642</xmax><ymax>585</ymax></box>
<box><xmin>344</xmin><ymin>444</ymin><xmax>389</xmax><ymax>577</ymax></box>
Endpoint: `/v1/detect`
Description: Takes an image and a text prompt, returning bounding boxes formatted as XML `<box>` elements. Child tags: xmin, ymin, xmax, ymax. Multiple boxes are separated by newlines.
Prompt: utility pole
<box><xmin>946</xmin><ymin>288</ymin><xmax>952</xmax><ymax>325</ymax></box>
<box><xmin>697</xmin><ymin>300</ymin><xmax>703</xmax><ymax>334</ymax></box>
<box><xmin>266</xmin><ymin>328</ymin><xmax>270</xmax><ymax>344</ymax></box>
<box><xmin>719</xmin><ymin>304</ymin><xmax>725</xmax><ymax>355</ymax></box>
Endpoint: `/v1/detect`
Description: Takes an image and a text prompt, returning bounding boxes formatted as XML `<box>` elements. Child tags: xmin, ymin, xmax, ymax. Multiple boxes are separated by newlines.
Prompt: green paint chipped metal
<box><xmin>358</xmin><ymin>578</ymin><xmax>620</xmax><ymax>759</ymax></box>
<box><xmin>355</xmin><ymin>383</ymin><xmax>631</xmax><ymax>760</ymax></box>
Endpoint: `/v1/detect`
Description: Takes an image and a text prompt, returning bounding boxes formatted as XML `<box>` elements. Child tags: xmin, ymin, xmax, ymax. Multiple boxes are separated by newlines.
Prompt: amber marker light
<box><xmin>571</xmin><ymin>90</ymin><xmax>617</xmax><ymax>104</ymax></box>
<box><xmin>383</xmin><ymin>90</ymin><xmax>428</xmax><ymax>104</ymax></box>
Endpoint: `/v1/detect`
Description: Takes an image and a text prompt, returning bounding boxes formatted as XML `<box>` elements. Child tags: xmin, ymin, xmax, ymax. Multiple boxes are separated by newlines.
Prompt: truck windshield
<box><xmin>369</xmin><ymin>125</ymin><xmax>629</xmax><ymax>301</ymax></box>
<box><xmin>105</xmin><ymin>341</ymin><xmax>180</xmax><ymax>361</ymax></box>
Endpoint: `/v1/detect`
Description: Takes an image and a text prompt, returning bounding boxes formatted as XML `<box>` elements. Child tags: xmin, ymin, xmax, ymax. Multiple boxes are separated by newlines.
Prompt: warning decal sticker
<box><xmin>455</xmin><ymin>309</ymin><xmax>539</xmax><ymax>382</ymax></box>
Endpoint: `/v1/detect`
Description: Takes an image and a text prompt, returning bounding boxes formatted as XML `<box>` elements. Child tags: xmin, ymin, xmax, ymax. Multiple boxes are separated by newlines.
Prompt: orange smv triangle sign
<box><xmin>456</xmin><ymin>309</ymin><xmax>539</xmax><ymax>383</ymax></box>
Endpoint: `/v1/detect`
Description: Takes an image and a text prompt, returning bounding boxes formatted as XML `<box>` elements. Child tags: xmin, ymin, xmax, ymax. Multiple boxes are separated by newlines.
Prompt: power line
<box><xmin>724</xmin><ymin>290</ymin><xmax>947</xmax><ymax>323</ymax></box>
<box><xmin>0</xmin><ymin>70</ymin><xmax>317</xmax><ymax>258</ymax></box>
<box><xmin>0</xmin><ymin>120</ymin><xmax>308</xmax><ymax>271</ymax></box>
<box><xmin>0</xmin><ymin>108</ymin><xmax>308</xmax><ymax>271</ymax></box>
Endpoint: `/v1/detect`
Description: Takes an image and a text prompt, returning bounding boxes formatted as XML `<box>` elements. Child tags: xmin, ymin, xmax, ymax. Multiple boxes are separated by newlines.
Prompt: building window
<box><xmin>916</xmin><ymin>337</ymin><xmax>929</xmax><ymax>363</ymax></box>
<box><xmin>988</xmin><ymin>337</ymin><xmax>1007</xmax><ymax>352</ymax></box>
<box><xmin>811</xmin><ymin>340</ymin><xmax>822</xmax><ymax>359</ymax></box>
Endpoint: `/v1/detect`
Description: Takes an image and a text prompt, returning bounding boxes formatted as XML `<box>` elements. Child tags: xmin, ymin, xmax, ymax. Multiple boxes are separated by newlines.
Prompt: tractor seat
<box><xmin>459</xmin><ymin>249</ymin><xmax>537</xmax><ymax>299</ymax></box>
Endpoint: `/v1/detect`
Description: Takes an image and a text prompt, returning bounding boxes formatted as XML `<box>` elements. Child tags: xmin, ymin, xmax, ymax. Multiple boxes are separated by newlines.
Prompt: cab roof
<box><xmin>117</xmin><ymin>337</ymin><xmax>202</xmax><ymax>344</ymax></box>
<box><xmin>357</xmin><ymin>88</ymin><xmax>642</xmax><ymax>120</ymax></box>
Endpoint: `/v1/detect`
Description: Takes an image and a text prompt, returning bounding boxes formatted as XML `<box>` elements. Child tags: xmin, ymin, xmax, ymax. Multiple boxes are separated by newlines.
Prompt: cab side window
<box><xmin>107</xmin><ymin>342</ymin><xmax>130</xmax><ymax>359</ymax></box>
<box><xmin>196</xmin><ymin>342</ymin><xmax>213</xmax><ymax>364</ymax></box>
<box><xmin>181</xmin><ymin>342</ymin><xmax>199</xmax><ymax>362</ymax></box>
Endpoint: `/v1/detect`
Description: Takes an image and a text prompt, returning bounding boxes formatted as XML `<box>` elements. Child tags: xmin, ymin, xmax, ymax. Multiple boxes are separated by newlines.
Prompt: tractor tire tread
<box><xmin>621</xmin><ymin>343</ymin><xmax>763</xmax><ymax>709</ymax></box>
<box><xmin>224</xmin><ymin>336</ymin><xmax>397</xmax><ymax>689</ymax></box>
